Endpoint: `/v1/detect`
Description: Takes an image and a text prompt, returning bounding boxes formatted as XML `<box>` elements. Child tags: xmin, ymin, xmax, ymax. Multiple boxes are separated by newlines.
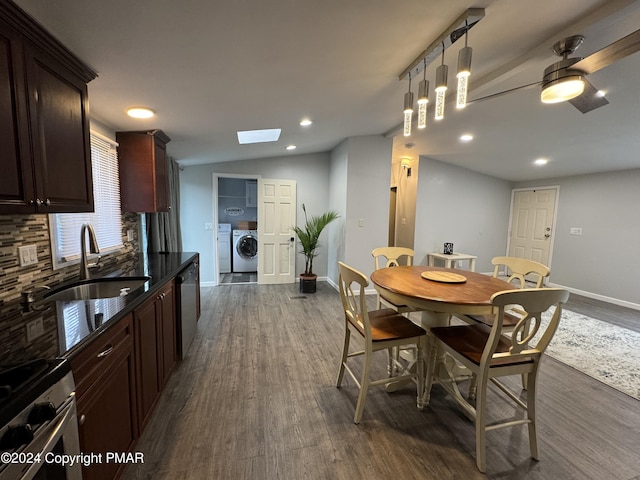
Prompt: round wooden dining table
<box><xmin>370</xmin><ymin>265</ymin><xmax>515</xmax><ymax>404</ymax></box>
<box><xmin>370</xmin><ymin>265</ymin><xmax>514</xmax><ymax>318</ymax></box>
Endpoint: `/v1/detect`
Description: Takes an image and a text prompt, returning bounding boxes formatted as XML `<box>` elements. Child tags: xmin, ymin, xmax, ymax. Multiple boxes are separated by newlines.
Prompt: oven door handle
<box><xmin>21</xmin><ymin>397</ymin><xmax>80</xmax><ymax>480</ymax></box>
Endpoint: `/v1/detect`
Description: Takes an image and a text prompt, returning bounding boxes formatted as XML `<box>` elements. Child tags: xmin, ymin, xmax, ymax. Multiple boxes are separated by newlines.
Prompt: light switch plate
<box><xmin>18</xmin><ymin>245</ymin><xmax>38</xmax><ymax>267</ymax></box>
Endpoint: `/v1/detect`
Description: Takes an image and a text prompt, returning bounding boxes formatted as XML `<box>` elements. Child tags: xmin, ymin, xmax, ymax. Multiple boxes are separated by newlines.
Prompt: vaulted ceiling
<box><xmin>14</xmin><ymin>0</ymin><xmax>640</xmax><ymax>181</ymax></box>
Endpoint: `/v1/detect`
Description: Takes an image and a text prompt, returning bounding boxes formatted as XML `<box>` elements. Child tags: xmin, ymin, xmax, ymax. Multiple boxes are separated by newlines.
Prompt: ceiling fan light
<box><xmin>541</xmin><ymin>76</ymin><xmax>585</xmax><ymax>103</ymax></box>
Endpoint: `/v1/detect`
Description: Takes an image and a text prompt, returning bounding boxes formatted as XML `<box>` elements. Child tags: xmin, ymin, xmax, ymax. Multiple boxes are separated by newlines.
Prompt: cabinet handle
<box><xmin>96</xmin><ymin>345</ymin><xmax>114</xmax><ymax>358</ymax></box>
<box><xmin>79</xmin><ymin>414</ymin><xmax>86</xmax><ymax>426</ymax></box>
<box><xmin>44</xmin><ymin>198</ymin><xmax>51</xmax><ymax>206</ymax></box>
<box><xmin>36</xmin><ymin>198</ymin><xmax>42</xmax><ymax>206</ymax></box>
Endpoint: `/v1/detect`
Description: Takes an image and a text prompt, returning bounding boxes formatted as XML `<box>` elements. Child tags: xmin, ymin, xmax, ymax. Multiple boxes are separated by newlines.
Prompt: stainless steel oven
<box><xmin>0</xmin><ymin>359</ymin><xmax>81</xmax><ymax>480</ymax></box>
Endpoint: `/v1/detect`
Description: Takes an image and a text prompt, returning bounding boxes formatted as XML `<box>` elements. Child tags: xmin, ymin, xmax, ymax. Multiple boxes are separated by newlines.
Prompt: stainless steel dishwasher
<box><xmin>176</xmin><ymin>261</ymin><xmax>198</xmax><ymax>359</ymax></box>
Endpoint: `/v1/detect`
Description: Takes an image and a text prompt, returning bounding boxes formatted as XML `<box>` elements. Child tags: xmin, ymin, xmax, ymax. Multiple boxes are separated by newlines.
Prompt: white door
<box><xmin>257</xmin><ymin>179</ymin><xmax>297</xmax><ymax>284</ymax></box>
<box><xmin>508</xmin><ymin>187</ymin><xmax>558</xmax><ymax>266</ymax></box>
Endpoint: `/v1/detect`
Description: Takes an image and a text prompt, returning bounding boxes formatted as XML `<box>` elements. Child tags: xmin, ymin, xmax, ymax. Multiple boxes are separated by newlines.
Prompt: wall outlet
<box><xmin>569</xmin><ymin>227</ymin><xmax>583</xmax><ymax>235</ymax></box>
<box><xmin>18</xmin><ymin>244</ymin><xmax>38</xmax><ymax>267</ymax></box>
<box><xmin>26</xmin><ymin>317</ymin><xmax>44</xmax><ymax>342</ymax></box>
<box><xmin>127</xmin><ymin>229</ymin><xmax>135</xmax><ymax>241</ymax></box>
<box><xmin>205</xmin><ymin>223</ymin><xmax>214</xmax><ymax>231</ymax></box>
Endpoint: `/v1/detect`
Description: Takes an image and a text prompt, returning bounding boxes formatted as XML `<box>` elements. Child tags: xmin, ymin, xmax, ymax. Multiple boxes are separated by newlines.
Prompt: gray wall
<box><xmin>326</xmin><ymin>135</ymin><xmax>393</xmax><ymax>285</ymax></box>
<box><xmin>414</xmin><ymin>157</ymin><xmax>513</xmax><ymax>273</ymax></box>
<box><xmin>180</xmin><ymin>152</ymin><xmax>331</xmax><ymax>285</ymax></box>
<box><xmin>515</xmin><ymin>168</ymin><xmax>640</xmax><ymax>305</ymax></box>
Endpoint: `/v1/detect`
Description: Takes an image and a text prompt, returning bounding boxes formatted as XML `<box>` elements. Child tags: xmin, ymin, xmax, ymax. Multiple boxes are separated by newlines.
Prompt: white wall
<box><xmin>414</xmin><ymin>157</ymin><xmax>513</xmax><ymax>272</ymax></box>
<box><xmin>327</xmin><ymin>141</ymin><xmax>348</xmax><ymax>284</ymax></box>
<box><xmin>179</xmin><ymin>152</ymin><xmax>331</xmax><ymax>284</ymax></box>
<box><xmin>515</xmin><ymin>168</ymin><xmax>640</xmax><ymax>306</ymax></box>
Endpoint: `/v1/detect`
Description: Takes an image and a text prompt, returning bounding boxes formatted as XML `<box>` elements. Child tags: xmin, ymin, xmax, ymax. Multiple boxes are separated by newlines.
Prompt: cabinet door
<box><xmin>24</xmin><ymin>42</ymin><xmax>94</xmax><ymax>213</ymax></box>
<box><xmin>77</xmin><ymin>351</ymin><xmax>137</xmax><ymax>480</ymax></box>
<box><xmin>0</xmin><ymin>18</ymin><xmax>34</xmax><ymax>213</ymax></box>
<box><xmin>159</xmin><ymin>280</ymin><xmax>176</xmax><ymax>385</ymax></box>
<box><xmin>134</xmin><ymin>296</ymin><xmax>161</xmax><ymax>429</ymax></box>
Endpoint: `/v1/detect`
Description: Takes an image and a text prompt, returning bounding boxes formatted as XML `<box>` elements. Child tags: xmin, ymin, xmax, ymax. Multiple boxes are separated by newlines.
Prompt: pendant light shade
<box><xmin>456</xmin><ymin>45</ymin><xmax>472</xmax><ymax>108</ymax></box>
<box><xmin>434</xmin><ymin>63</ymin><xmax>448</xmax><ymax>120</ymax></box>
<box><xmin>403</xmin><ymin>76</ymin><xmax>414</xmax><ymax>136</ymax></box>
<box><xmin>417</xmin><ymin>79</ymin><xmax>429</xmax><ymax>129</ymax></box>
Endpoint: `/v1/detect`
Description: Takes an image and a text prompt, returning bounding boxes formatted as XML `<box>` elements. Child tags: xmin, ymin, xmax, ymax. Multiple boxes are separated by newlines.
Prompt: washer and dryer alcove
<box><xmin>217</xmin><ymin>176</ymin><xmax>259</xmax><ymax>282</ymax></box>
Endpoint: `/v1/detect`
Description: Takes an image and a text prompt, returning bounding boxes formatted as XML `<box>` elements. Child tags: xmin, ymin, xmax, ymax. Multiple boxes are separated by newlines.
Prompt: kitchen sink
<box><xmin>44</xmin><ymin>276</ymin><xmax>151</xmax><ymax>302</ymax></box>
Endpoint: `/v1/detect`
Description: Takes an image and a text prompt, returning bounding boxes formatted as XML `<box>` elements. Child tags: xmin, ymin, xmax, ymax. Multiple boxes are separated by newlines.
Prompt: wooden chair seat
<box><xmin>351</xmin><ymin>308</ymin><xmax>427</xmax><ymax>341</ymax></box>
<box><xmin>431</xmin><ymin>324</ymin><xmax>535</xmax><ymax>367</ymax></box>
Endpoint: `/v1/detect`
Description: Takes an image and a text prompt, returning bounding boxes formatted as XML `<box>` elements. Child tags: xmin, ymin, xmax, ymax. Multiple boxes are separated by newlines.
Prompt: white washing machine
<box><xmin>232</xmin><ymin>229</ymin><xmax>258</xmax><ymax>272</ymax></box>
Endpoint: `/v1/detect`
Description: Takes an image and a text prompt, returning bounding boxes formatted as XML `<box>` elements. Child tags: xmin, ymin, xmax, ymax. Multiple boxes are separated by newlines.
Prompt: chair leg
<box><xmin>416</xmin><ymin>340</ymin><xmax>425</xmax><ymax>410</ymax></box>
<box><xmin>353</xmin><ymin>348</ymin><xmax>372</xmax><ymax>424</ymax></box>
<box><xmin>387</xmin><ymin>347</ymin><xmax>396</xmax><ymax>376</ymax></box>
<box><xmin>475</xmin><ymin>373</ymin><xmax>489</xmax><ymax>473</ymax></box>
<box><xmin>468</xmin><ymin>374</ymin><xmax>478</xmax><ymax>400</ymax></box>
<box><xmin>336</xmin><ymin>327</ymin><xmax>350</xmax><ymax>388</ymax></box>
<box><xmin>526</xmin><ymin>370</ymin><xmax>539</xmax><ymax>460</ymax></box>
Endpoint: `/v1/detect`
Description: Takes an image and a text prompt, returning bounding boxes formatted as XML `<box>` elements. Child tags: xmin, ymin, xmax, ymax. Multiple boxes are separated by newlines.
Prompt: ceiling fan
<box><xmin>470</xmin><ymin>28</ymin><xmax>640</xmax><ymax>113</ymax></box>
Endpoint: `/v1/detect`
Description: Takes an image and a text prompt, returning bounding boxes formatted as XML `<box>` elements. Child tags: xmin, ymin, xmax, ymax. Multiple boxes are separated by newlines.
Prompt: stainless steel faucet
<box><xmin>79</xmin><ymin>223</ymin><xmax>100</xmax><ymax>280</ymax></box>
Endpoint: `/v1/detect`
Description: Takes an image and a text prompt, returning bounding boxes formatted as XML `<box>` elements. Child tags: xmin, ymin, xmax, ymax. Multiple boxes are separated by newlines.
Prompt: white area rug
<box><xmin>540</xmin><ymin>309</ymin><xmax>640</xmax><ymax>400</ymax></box>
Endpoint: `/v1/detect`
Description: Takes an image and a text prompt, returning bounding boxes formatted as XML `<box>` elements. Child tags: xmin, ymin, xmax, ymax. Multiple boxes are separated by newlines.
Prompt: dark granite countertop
<box><xmin>51</xmin><ymin>252</ymin><xmax>198</xmax><ymax>358</ymax></box>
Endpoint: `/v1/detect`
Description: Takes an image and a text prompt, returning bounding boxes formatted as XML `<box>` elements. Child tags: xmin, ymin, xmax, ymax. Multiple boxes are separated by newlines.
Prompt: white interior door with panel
<box><xmin>507</xmin><ymin>187</ymin><xmax>558</xmax><ymax>267</ymax></box>
<box><xmin>258</xmin><ymin>179</ymin><xmax>297</xmax><ymax>284</ymax></box>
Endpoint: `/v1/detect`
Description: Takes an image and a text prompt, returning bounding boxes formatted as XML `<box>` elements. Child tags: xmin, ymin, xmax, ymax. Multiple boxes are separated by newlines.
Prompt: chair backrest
<box><xmin>491</xmin><ymin>256</ymin><xmax>550</xmax><ymax>288</ymax></box>
<box><xmin>338</xmin><ymin>261</ymin><xmax>372</xmax><ymax>337</ymax></box>
<box><xmin>372</xmin><ymin>246</ymin><xmax>414</xmax><ymax>270</ymax></box>
<box><xmin>485</xmin><ymin>288</ymin><xmax>570</xmax><ymax>363</ymax></box>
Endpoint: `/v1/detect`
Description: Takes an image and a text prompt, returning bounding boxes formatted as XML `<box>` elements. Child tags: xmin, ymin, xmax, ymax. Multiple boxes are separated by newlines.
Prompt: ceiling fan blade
<box><xmin>468</xmin><ymin>81</ymin><xmax>541</xmax><ymax>104</ymax></box>
<box><xmin>568</xmin><ymin>78</ymin><xmax>609</xmax><ymax>113</ymax></box>
<box><xmin>572</xmin><ymin>28</ymin><xmax>640</xmax><ymax>74</ymax></box>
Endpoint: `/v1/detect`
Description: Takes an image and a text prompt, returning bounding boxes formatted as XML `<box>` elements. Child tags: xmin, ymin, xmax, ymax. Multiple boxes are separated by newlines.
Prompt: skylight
<box><xmin>237</xmin><ymin>129</ymin><xmax>281</xmax><ymax>144</ymax></box>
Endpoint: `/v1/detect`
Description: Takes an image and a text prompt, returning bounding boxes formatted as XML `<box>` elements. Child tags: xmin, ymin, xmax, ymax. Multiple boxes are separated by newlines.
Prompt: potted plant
<box><xmin>292</xmin><ymin>204</ymin><xmax>339</xmax><ymax>293</ymax></box>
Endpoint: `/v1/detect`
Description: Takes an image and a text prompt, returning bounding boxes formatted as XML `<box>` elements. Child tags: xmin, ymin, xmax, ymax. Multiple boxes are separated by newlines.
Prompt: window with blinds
<box><xmin>49</xmin><ymin>131</ymin><xmax>123</xmax><ymax>268</ymax></box>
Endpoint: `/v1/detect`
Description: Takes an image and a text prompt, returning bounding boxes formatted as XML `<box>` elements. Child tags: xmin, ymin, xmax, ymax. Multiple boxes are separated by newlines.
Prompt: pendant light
<box><xmin>403</xmin><ymin>74</ymin><xmax>414</xmax><ymax>136</ymax></box>
<box><xmin>434</xmin><ymin>43</ymin><xmax>448</xmax><ymax>120</ymax></box>
<box><xmin>417</xmin><ymin>59</ymin><xmax>429</xmax><ymax>129</ymax></box>
<box><xmin>456</xmin><ymin>22</ymin><xmax>472</xmax><ymax>109</ymax></box>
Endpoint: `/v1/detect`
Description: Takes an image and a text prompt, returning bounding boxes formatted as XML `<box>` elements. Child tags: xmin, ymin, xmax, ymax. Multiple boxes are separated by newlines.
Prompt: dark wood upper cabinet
<box><xmin>0</xmin><ymin>1</ymin><xmax>96</xmax><ymax>214</ymax></box>
<box><xmin>117</xmin><ymin>130</ymin><xmax>171</xmax><ymax>213</ymax></box>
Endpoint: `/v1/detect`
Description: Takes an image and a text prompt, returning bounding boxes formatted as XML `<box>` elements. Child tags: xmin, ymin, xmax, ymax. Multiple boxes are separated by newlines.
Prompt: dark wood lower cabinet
<box><xmin>71</xmin><ymin>278</ymin><xmax>178</xmax><ymax>480</ymax></box>
<box><xmin>72</xmin><ymin>314</ymin><xmax>137</xmax><ymax>480</ymax></box>
<box><xmin>134</xmin><ymin>279</ymin><xmax>176</xmax><ymax>431</ymax></box>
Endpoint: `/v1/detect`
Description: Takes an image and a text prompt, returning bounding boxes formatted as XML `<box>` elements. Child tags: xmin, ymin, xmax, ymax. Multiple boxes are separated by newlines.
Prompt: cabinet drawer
<box><xmin>70</xmin><ymin>313</ymin><xmax>133</xmax><ymax>399</ymax></box>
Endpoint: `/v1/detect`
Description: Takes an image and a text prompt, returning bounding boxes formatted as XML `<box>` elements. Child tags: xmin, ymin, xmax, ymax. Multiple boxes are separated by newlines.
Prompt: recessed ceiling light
<box><xmin>237</xmin><ymin>129</ymin><xmax>281</xmax><ymax>144</ymax></box>
<box><xmin>127</xmin><ymin>107</ymin><xmax>155</xmax><ymax>119</ymax></box>
<box><xmin>286</xmin><ymin>145</ymin><xmax>297</xmax><ymax>151</ymax></box>
<box><xmin>460</xmin><ymin>134</ymin><xmax>474</xmax><ymax>142</ymax></box>
<box><xmin>534</xmin><ymin>158</ymin><xmax>548</xmax><ymax>166</ymax></box>
<box><xmin>300</xmin><ymin>119</ymin><xmax>313</xmax><ymax>126</ymax></box>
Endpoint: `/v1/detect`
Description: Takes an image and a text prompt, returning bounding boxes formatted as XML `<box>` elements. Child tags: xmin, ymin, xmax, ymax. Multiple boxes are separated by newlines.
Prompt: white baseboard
<box><xmin>548</xmin><ymin>282</ymin><xmax>640</xmax><ymax>311</ymax></box>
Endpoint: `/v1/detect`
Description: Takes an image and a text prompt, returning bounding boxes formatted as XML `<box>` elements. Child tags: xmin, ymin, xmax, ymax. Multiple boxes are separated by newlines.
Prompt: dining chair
<box><xmin>371</xmin><ymin>247</ymin><xmax>416</xmax><ymax>311</ymax></box>
<box><xmin>336</xmin><ymin>261</ymin><xmax>427</xmax><ymax>424</ymax></box>
<box><xmin>458</xmin><ymin>256</ymin><xmax>551</xmax><ymax>328</ymax></box>
<box><xmin>426</xmin><ymin>287</ymin><xmax>570</xmax><ymax>473</ymax></box>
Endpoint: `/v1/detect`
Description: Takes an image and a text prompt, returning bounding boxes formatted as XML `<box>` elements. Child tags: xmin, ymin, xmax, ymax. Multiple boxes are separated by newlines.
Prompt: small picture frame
<box><xmin>443</xmin><ymin>242</ymin><xmax>454</xmax><ymax>255</ymax></box>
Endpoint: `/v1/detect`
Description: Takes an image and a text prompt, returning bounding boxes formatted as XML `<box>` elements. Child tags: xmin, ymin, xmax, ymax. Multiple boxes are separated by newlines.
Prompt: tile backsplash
<box><xmin>0</xmin><ymin>213</ymin><xmax>140</xmax><ymax>363</ymax></box>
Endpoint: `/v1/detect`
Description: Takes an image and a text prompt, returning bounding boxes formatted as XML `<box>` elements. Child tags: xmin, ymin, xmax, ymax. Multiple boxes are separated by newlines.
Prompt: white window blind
<box><xmin>50</xmin><ymin>131</ymin><xmax>123</xmax><ymax>266</ymax></box>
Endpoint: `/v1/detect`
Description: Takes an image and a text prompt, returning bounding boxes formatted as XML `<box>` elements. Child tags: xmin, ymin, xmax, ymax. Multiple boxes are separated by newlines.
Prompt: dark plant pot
<box><xmin>299</xmin><ymin>274</ymin><xmax>317</xmax><ymax>293</ymax></box>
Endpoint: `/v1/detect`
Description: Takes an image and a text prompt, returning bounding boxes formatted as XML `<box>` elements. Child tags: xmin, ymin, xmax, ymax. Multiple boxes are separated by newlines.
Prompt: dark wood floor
<box><xmin>121</xmin><ymin>283</ymin><xmax>640</xmax><ymax>480</ymax></box>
